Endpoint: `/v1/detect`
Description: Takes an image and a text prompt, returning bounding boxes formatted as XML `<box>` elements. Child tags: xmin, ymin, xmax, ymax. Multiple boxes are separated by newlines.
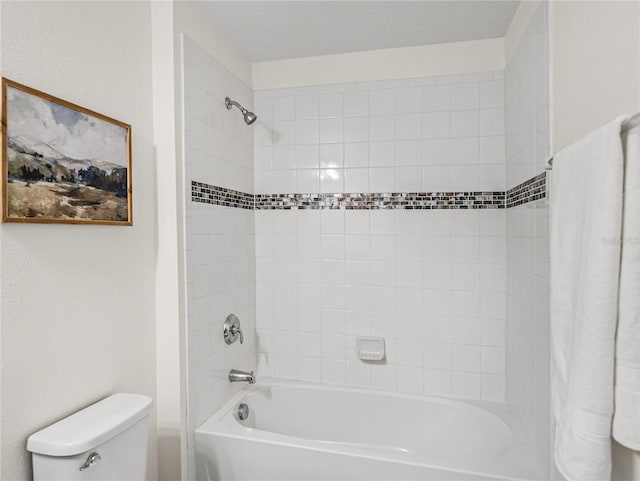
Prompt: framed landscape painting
<box><xmin>1</xmin><ymin>78</ymin><xmax>132</xmax><ymax>225</ymax></box>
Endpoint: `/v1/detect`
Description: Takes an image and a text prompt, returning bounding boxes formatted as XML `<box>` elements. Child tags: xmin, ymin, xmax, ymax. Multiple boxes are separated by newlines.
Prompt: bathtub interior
<box><xmin>197</xmin><ymin>382</ymin><xmax>540</xmax><ymax>481</ymax></box>
<box><xmin>236</xmin><ymin>384</ymin><xmax>514</xmax><ymax>463</ymax></box>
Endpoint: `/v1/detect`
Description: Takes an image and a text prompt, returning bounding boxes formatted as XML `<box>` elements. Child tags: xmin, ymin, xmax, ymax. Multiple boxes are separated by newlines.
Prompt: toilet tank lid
<box><xmin>27</xmin><ymin>393</ymin><xmax>153</xmax><ymax>456</ymax></box>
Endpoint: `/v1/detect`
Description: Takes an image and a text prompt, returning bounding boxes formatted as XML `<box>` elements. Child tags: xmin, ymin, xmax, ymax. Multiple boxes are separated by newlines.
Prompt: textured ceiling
<box><xmin>196</xmin><ymin>1</ymin><xmax>520</xmax><ymax>62</ymax></box>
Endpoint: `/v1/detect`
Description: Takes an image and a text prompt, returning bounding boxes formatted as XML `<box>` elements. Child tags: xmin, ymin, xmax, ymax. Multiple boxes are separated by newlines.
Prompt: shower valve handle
<box><xmin>230</xmin><ymin>324</ymin><xmax>244</xmax><ymax>344</ymax></box>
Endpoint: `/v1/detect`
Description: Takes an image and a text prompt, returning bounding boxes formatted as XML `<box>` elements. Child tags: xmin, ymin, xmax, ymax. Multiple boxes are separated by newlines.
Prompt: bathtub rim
<box><xmin>204</xmin><ymin>379</ymin><xmax>514</xmax><ymax>426</ymax></box>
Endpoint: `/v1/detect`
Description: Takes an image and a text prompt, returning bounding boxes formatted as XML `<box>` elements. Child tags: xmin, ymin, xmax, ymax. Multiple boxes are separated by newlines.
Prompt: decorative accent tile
<box><xmin>506</xmin><ymin>172</ymin><xmax>546</xmax><ymax>208</ymax></box>
<box><xmin>255</xmin><ymin>192</ymin><xmax>505</xmax><ymax>210</ymax></box>
<box><xmin>191</xmin><ymin>182</ymin><xmax>254</xmax><ymax>210</ymax></box>
<box><xmin>190</xmin><ymin>172</ymin><xmax>546</xmax><ymax>211</ymax></box>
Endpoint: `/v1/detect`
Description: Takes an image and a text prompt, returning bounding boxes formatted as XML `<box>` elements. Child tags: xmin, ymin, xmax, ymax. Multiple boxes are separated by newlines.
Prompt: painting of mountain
<box><xmin>1</xmin><ymin>79</ymin><xmax>131</xmax><ymax>224</ymax></box>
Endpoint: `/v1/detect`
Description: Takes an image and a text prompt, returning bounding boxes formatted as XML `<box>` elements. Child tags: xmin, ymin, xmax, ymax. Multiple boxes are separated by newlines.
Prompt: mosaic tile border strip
<box><xmin>191</xmin><ymin>182</ymin><xmax>254</xmax><ymax>210</ymax></box>
<box><xmin>506</xmin><ymin>172</ymin><xmax>546</xmax><ymax>208</ymax></box>
<box><xmin>255</xmin><ymin>192</ymin><xmax>505</xmax><ymax>210</ymax></box>
<box><xmin>191</xmin><ymin>173</ymin><xmax>546</xmax><ymax>210</ymax></box>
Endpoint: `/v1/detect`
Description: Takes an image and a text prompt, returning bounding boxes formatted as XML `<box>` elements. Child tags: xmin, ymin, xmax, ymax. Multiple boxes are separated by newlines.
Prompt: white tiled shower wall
<box><xmin>505</xmin><ymin>2</ymin><xmax>552</xmax><ymax>478</ymax></box>
<box><xmin>505</xmin><ymin>4</ymin><xmax>551</xmax><ymax>188</ymax></box>
<box><xmin>182</xmin><ymin>14</ymin><xmax>549</xmax><ymax>461</ymax></box>
<box><xmin>182</xmin><ymin>37</ymin><xmax>256</xmax><ymax>474</ymax></box>
<box><xmin>256</xmin><ymin>209</ymin><xmax>507</xmax><ymax>400</ymax></box>
<box><xmin>253</xmin><ymin>72</ymin><xmax>507</xmax><ymax>194</ymax></box>
<box><xmin>254</xmin><ymin>73</ymin><xmax>508</xmax><ymax>401</ymax></box>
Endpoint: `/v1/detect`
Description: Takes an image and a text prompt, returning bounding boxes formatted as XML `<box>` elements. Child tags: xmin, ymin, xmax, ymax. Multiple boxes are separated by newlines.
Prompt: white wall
<box><xmin>253</xmin><ymin>38</ymin><xmax>505</xmax><ymax>90</ymax></box>
<box><xmin>0</xmin><ymin>1</ymin><xmax>4</xmax><ymax>473</ymax></box>
<box><xmin>151</xmin><ymin>3</ymin><xmax>186</xmax><ymax>481</ymax></box>
<box><xmin>552</xmin><ymin>1</ymin><xmax>640</xmax><ymax>152</ymax></box>
<box><xmin>504</xmin><ymin>0</ymin><xmax>542</xmax><ymax>63</ymax></box>
<box><xmin>0</xmin><ymin>2</ymin><xmax>157</xmax><ymax>480</ymax></box>
<box><xmin>174</xmin><ymin>2</ymin><xmax>252</xmax><ymax>88</ymax></box>
<box><xmin>551</xmin><ymin>2</ymin><xmax>640</xmax><ymax>479</ymax></box>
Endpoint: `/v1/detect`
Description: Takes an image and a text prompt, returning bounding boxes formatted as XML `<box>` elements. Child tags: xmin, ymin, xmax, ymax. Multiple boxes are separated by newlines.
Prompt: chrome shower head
<box><xmin>243</xmin><ymin>110</ymin><xmax>257</xmax><ymax>125</ymax></box>
<box><xmin>225</xmin><ymin>97</ymin><xmax>257</xmax><ymax>125</ymax></box>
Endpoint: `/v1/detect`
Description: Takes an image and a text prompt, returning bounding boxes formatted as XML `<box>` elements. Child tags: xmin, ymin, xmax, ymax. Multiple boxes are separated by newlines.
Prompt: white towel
<box><xmin>550</xmin><ymin>116</ymin><xmax>630</xmax><ymax>481</ymax></box>
<box><xmin>612</xmin><ymin>119</ymin><xmax>640</xmax><ymax>451</ymax></box>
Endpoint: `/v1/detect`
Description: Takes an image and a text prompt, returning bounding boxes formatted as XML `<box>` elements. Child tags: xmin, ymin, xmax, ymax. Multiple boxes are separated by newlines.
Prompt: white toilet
<box><xmin>27</xmin><ymin>393</ymin><xmax>153</xmax><ymax>481</ymax></box>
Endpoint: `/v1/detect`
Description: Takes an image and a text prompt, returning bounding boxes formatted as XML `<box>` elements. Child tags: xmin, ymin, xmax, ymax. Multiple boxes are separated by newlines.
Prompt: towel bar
<box><xmin>545</xmin><ymin>112</ymin><xmax>640</xmax><ymax>171</ymax></box>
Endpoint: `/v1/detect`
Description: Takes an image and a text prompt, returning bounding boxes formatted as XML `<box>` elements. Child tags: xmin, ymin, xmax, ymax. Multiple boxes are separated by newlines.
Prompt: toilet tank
<box><xmin>27</xmin><ymin>393</ymin><xmax>153</xmax><ymax>481</ymax></box>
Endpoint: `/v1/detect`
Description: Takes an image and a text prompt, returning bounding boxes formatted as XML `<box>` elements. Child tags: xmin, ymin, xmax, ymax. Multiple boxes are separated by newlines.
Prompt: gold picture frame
<box><xmin>1</xmin><ymin>78</ymin><xmax>132</xmax><ymax>225</ymax></box>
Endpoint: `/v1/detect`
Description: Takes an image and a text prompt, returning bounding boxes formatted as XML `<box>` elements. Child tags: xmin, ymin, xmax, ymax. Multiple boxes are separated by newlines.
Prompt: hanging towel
<box><xmin>612</xmin><ymin>119</ymin><xmax>640</xmax><ymax>451</ymax></box>
<box><xmin>550</xmin><ymin>116</ymin><xmax>629</xmax><ymax>481</ymax></box>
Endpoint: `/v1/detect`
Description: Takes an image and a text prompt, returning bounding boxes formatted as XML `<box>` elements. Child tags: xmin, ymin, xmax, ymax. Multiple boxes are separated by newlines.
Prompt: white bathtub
<box><xmin>196</xmin><ymin>382</ymin><xmax>537</xmax><ymax>481</ymax></box>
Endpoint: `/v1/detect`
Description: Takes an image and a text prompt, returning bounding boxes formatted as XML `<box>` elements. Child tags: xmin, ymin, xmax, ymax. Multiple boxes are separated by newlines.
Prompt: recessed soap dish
<box><xmin>356</xmin><ymin>336</ymin><xmax>385</xmax><ymax>361</ymax></box>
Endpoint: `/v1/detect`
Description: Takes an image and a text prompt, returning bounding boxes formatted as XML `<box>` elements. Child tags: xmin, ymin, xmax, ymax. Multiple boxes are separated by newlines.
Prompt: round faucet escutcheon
<box><xmin>223</xmin><ymin>314</ymin><xmax>244</xmax><ymax>345</ymax></box>
<box><xmin>236</xmin><ymin>403</ymin><xmax>249</xmax><ymax>421</ymax></box>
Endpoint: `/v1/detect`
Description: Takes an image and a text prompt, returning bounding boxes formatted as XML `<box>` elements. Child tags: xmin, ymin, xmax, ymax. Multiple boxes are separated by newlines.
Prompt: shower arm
<box><xmin>225</xmin><ymin>97</ymin><xmax>248</xmax><ymax>115</ymax></box>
